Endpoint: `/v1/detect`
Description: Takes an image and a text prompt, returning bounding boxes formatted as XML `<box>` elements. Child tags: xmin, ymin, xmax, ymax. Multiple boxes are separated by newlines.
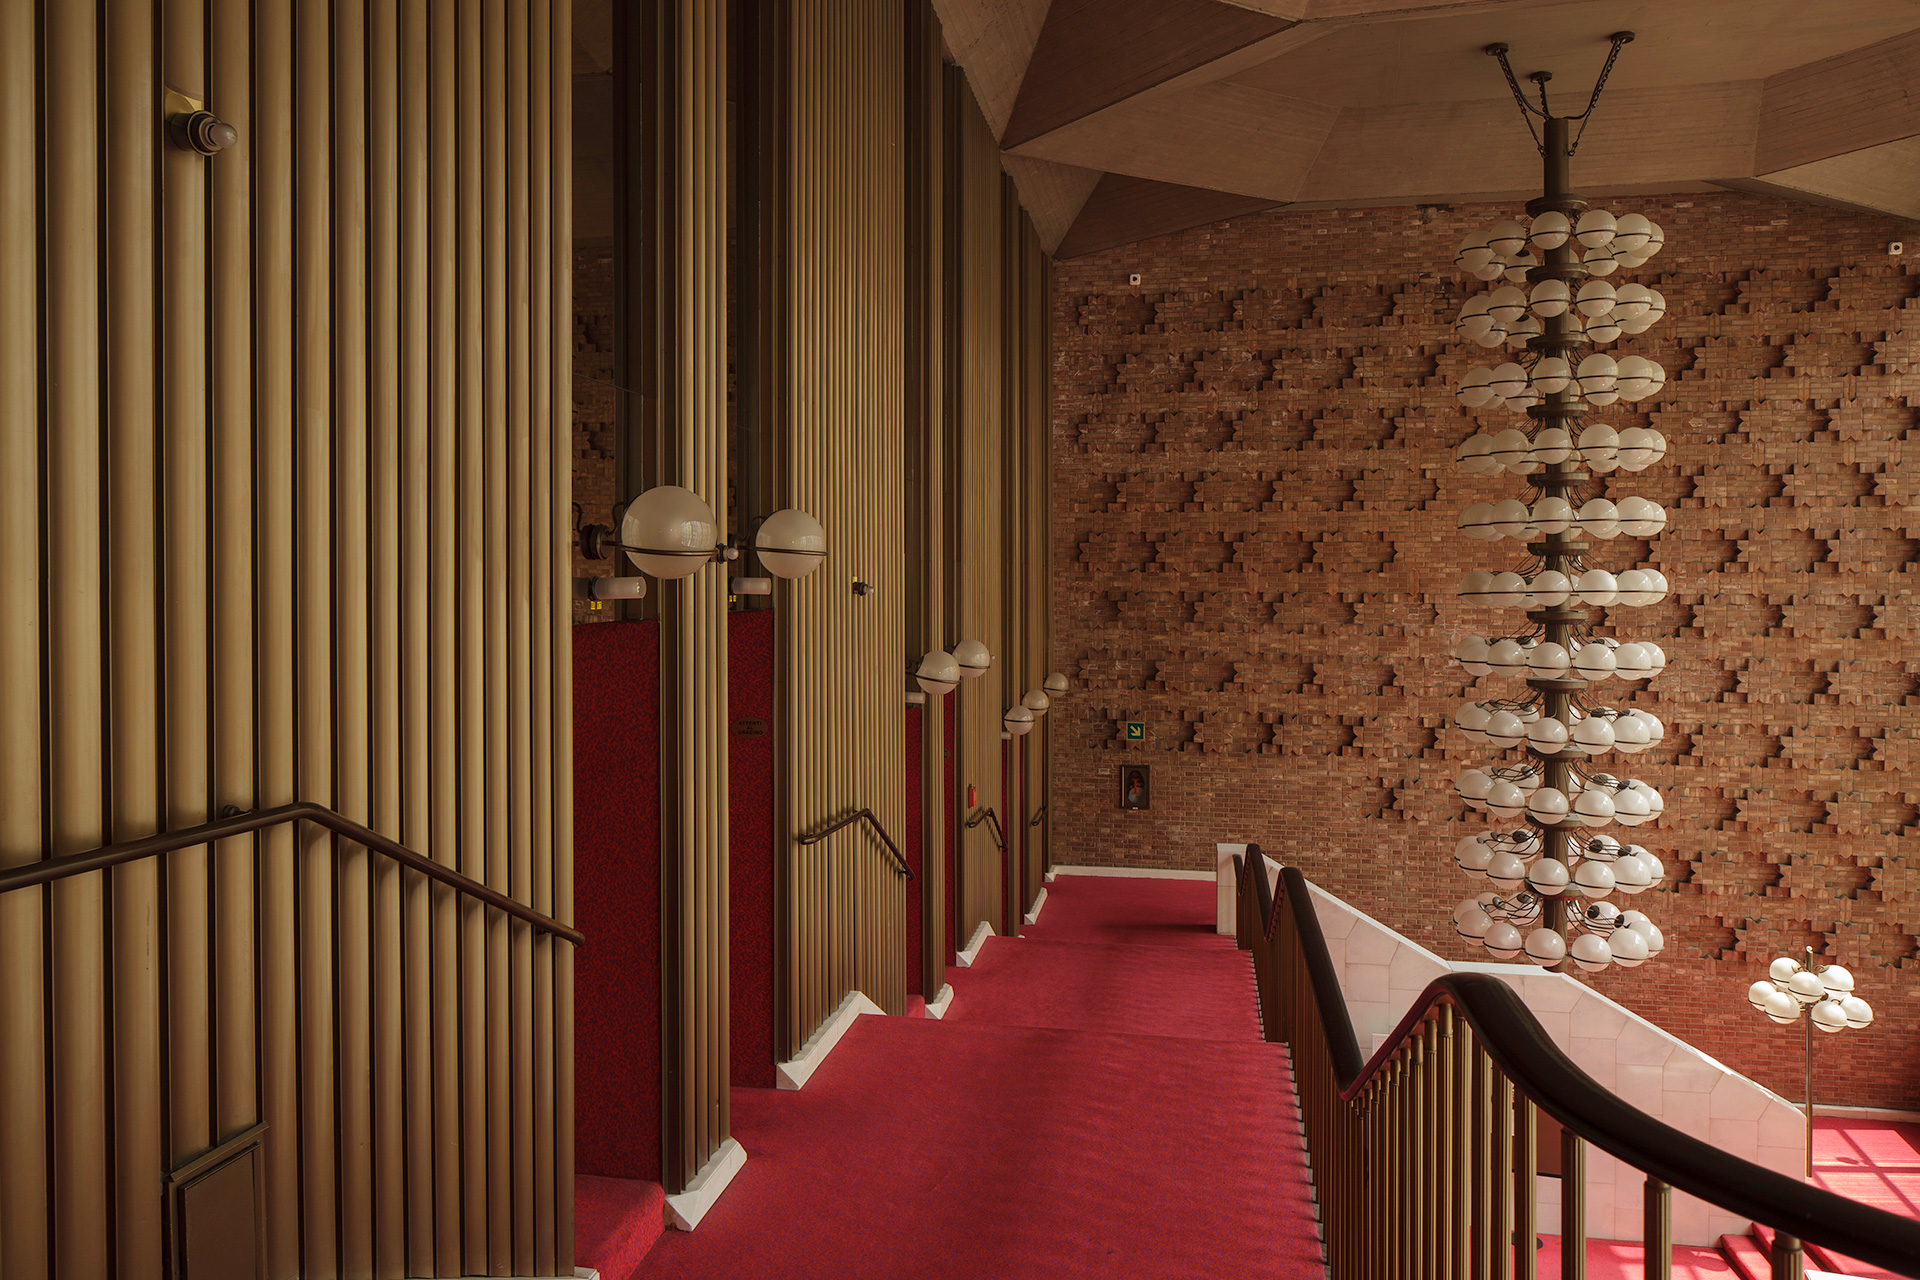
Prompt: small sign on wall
<box><xmin>1123</xmin><ymin>720</ymin><xmax>1145</xmax><ymax>742</ymax></box>
<box><xmin>1120</xmin><ymin>764</ymin><xmax>1151</xmax><ymax>811</ymax></box>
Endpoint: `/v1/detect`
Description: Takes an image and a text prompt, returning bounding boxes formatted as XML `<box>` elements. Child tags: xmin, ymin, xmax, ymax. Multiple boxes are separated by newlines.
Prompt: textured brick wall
<box><xmin>1051</xmin><ymin>192</ymin><xmax>1920</xmax><ymax>1108</ymax></box>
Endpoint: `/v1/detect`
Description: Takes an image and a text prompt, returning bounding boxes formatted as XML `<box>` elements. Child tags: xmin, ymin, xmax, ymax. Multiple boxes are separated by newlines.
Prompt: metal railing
<box><xmin>0</xmin><ymin>800</ymin><xmax>585</xmax><ymax>946</ymax></box>
<box><xmin>1028</xmin><ymin>802</ymin><xmax>1047</xmax><ymax>828</ymax></box>
<box><xmin>1234</xmin><ymin>848</ymin><xmax>1920</xmax><ymax>1280</ymax></box>
<box><xmin>797</xmin><ymin>807</ymin><xmax>912</xmax><ymax>878</ymax></box>
<box><xmin>964</xmin><ymin>806</ymin><xmax>1005</xmax><ymax>853</ymax></box>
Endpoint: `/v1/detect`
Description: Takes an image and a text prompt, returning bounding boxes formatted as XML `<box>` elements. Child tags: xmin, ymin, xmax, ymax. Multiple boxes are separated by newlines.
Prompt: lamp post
<box><xmin>1747</xmin><ymin>948</ymin><xmax>1875</xmax><ymax>1178</ymax></box>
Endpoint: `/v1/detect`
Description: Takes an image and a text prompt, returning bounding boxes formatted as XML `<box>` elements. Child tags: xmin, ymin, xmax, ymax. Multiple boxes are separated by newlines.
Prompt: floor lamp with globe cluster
<box><xmin>1749</xmin><ymin>948</ymin><xmax>1874</xmax><ymax>1179</ymax></box>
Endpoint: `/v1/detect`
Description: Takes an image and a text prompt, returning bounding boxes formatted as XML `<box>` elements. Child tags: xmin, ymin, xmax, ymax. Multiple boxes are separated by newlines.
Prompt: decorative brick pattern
<box><xmin>1052</xmin><ymin>193</ymin><xmax>1920</xmax><ymax>1107</ymax></box>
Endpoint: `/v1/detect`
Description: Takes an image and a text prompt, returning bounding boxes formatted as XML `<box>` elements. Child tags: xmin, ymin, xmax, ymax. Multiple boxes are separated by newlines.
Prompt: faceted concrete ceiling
<box><xmin>931</xmin><ymin>0</ymin><xmax>1920</xmax><ymax>257</ymax></box>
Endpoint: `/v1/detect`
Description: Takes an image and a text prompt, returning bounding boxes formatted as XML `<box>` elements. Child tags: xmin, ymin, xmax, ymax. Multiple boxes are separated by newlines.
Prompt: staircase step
<box><xmin>1719</xmin><ymin>1231</ymin><xmax>1770</xmax><ymax>1280</ymax></box>
<box><xmin>575</xmin><ymin>1174</ymin><xmax>667</xmax><ymax>1280</ymax></box>
<box><xmin>1751</xmin><ymin>1222</ymin><xmax>1862</xmax><ymax>1279</ymax></box>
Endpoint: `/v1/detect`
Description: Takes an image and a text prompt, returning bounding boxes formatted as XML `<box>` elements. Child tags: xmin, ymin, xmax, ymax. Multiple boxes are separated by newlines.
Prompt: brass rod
<box><xmin>1769</xmin><ymin>1231</ymin><xmax>1804</xmax><ymax>1280</ymax></box>
<box><xmin>1644</xmin><ymin>1177</ymin><xmax>1672</xmax><ymax>1280</ymax></box>
<box><xmin>1493</xmin><ymin>1071</ymin><xmax>1514</xmax><ymax>1280</ymax></box>
<box><xmin>1561</xmin><ymin>1129</ymin><xmax>1586</xmax><ymax>1280</ymax></box>
<box><xmin>1514</xmin><ymin>1091</ymin><xmax>1538</xmax><ymax>1280</ymax></box>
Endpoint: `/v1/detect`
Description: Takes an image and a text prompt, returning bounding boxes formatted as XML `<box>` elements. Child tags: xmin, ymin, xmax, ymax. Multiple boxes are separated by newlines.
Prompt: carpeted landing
<box><xmin>633</xmin><ymin>874</ymin><xmax>1325</xmax><ymax>1279</ymax></box>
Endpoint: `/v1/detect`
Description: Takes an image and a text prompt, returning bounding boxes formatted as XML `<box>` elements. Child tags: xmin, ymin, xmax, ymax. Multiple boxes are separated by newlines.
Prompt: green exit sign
<box><xmin>1124</xmin><ymin>721</ymin><xmax>1145</xmax><ymax>742</ymax></box>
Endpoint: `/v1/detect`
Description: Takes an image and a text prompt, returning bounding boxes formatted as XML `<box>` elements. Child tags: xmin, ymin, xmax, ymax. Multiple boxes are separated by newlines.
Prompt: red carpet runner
<box><xmin>634</xmin><ymin>874</ymin><xmax>1325</xmax><ymax>1279</ymax></box>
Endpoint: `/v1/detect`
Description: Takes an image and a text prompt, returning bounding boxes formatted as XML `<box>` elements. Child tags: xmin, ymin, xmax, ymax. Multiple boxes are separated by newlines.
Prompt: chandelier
<box><xmin>1446</xmin><ymin>33</ymin><xmax>1671</xmax><ymax>972</ymax></box>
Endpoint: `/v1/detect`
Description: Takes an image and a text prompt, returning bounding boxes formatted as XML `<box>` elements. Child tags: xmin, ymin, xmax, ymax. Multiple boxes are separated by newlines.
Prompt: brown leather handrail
<box><xmin>797</xmin><ymin>808</ymin><xmax>912</xmax><ymax>878</ymax></box>
<box><xmin>1240</xmin><ymin>854</ymin><xmax>1920</xmax><ymax>1278</ymax></box>
<box><xmin>0</xmin><ymin>801</ymin><xmax>585</xmax><ymax>947</ymax></box>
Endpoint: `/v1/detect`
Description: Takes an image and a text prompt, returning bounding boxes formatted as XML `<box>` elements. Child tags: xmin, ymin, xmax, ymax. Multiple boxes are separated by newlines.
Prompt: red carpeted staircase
<box><xmin>576</xmin><ymin>1175</ymin><xmax>667</xmax><ymax>1280</ymax></box>
<box><xmin>631</xmin><ymin>873</ymin><xmax>1327</xmax><ymax>1279</ymax></box>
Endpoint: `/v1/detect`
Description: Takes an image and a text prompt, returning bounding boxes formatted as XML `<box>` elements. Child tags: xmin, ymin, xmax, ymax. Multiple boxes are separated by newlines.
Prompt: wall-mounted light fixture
<box><xmin>914</xmin><ymin>651</ymin><xmax>960</xmax><ymax>696</ymax></box>
<box><xmin>1043</xmin><ymin>672</ymin><xmax>1069</xmax><ymax>697</ymax></box>
<box><xmin>1003</xmin><ymin>706</ymin><xmax>1035</xmax><ymax>737</ymax></box>
<box><xmin>755</xmin><ymin>508</ymin><xmax>827</xmax><ymax>579</ymax></box>
<box><xmin>1021</xmin><ymin>689</ymin><xmax>1050</xmax><ymax>717</ymax></box>
<box><xmin>580</xmin><ymin>485</ymin><xmax>719</xmax><ymax>578</ymax></box>
<box><xmin>952</xmin><ymin>640</ymin><xmax>991</xmax><ymax>678</ymax></box>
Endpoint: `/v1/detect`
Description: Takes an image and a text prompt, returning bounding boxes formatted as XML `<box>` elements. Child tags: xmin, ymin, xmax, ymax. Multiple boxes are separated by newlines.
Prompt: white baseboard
<box><xmin>925</xmin><ymin>983</ymin><xmax>954</xmax><ymax>1019</ymax></box>
<box><xmin>1044</xmin><ymin>870</ymin><xmax>1056</xmax><ymax>883</ymax></box>
<box><xmin>1050</xmin><ymin>864</ymin><xmax>1213</xmax><ymax>881</ymax></box>
<box><xmin>1023</xmin><ymin>885</ymin><xmax>1048</xmax><ymax>924</ymax></box>
<box><xmin>955</xmin><ymin>920</ymin><xmax>995</xmax><ymax>967</ymax></box>
<box><xmin>777</xmin><ymin>989</ymin><xmax>883</xmax><ymax>1090</ymax></box>
<box><xmin>1815</xmin><ymin>1103</ymin><xmax>1920</xmax><ymax>1122</ymax></box>
<box><xmin>664</xmin><ymin>1137</ymin><xmax>748</xmax><ymax>1231</ymax></box>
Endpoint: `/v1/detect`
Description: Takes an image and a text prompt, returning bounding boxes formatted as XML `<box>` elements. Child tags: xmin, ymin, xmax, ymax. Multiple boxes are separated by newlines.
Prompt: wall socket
<box><xmin>1892</xmin><ymin>242</ymin><xmax>1905</xmax><ymax>256</ymax></box>
<box><xmin>1128</xmin><ymin>272</ymin><xmax>1142</xmax><ymax>286</ymax></box>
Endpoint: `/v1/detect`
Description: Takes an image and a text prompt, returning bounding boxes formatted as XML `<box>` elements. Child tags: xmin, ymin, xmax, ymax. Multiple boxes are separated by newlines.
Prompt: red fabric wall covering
<box><xmin>943</xmin><ymin>693</ymin><xmax>957</xmax><ymax>965</ymax></box>
<box><xmin>1001</xmin><ymin>741</ymin><xmax>1012</xmax><ymax>934</ymax></box>
<box><xmin>905</xmin><ymin>705</ymin><xmax>924</xmax><ymax>994</ymax></box>
<box><xmin>729</xmin><ymin>609</ymin><xmax>777</xmax><ymax>1087</ymax></box>
<box><xmin>573</xmin><ymin>620</ymin><xmax>663</xmax><ymax>1180</ymax></box>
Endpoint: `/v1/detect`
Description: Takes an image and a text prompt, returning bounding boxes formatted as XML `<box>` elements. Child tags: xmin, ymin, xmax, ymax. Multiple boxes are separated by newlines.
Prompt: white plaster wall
<box><xmin>1220</xmin><ymin>858</ymin><xmax>1805</xmax><ymax>1248</ymax></box>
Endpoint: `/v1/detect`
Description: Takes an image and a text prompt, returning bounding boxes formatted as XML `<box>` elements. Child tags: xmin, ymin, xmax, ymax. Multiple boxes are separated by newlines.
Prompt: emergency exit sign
<box><xmin>1124</xmin><ymin>721</ymin><xmax>1145</xmax><ymax>742</ymax></box>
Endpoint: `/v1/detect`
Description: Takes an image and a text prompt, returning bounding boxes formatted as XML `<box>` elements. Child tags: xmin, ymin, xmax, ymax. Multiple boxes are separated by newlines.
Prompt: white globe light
<box><xmin>1459</xmin><ymin>368</ymin><xmax>1497</xmax><ymax>409</ymax></box>
<box><xmin>1456</xmin><ymin>232</ymin><xmax>1493</xmax><ymax>270</ymax></box>
<box><xmin>1612</xmin><ymin>213</ymin><xmax>1652</xmax><ymax>254</ymax></box>
<box><xmin>1613</xmin><ymin>643</ymin><xmax>1653</xmax><ymax>681</ymax></box>
<box><xmin>1585</xmin><ymin>314</ymin><xmax>1624</xmax><ymax>344</ymax></box>
<box><xmin>1642</xmin><ymin>221</ymin><xmax>1666</xmax><ymax>258</ymax></box>
<box><xmin>1524</xmin><ymin>928</ymin><xmax>1568</xmax><ymax>966</ymax></box>
<box><xmin>1577</xmin><ymin>498</ymin><xmax>1621</xmax><ymax>539</ymax></box>
<box><xmin>1529</xmin><ymin>279</ymin><xmax>1571</xmax><ymax>318</ymax></box>
<box><xmin>1455</xmin><ymin>702</ymin><xmax>1492</xmax><ymax>740</ymax></box>
<box><xmin>1045</xmin><ymin>672</ymin><xmax>1068</xmax><ymax>696</ymax></box>
<box><xmin>1486</xmin><ymin>851</ymin><xmax>1528</xmax><ymax>890</ymax></box>
<box><xmin>1486</xmin><ymin>781</ymin><xmax>1527</xmax><ymax>819</ymax></box>
<box><xmin>1613</xmin><ymin>569</ymin><xmax>1660</xmax><ymax>607</ymax></box>
<box><xmin>1487</xmin><ymin>640</ymin><xmax>1529</xmax><ymax>676</ymax></box>
<box><xmin>1572</xmin><ymin>638</ymin><xmax>1617</xmax><ymax>679</ymax></box>
<box><xmin>1504</xmin><ymin>315</ymin><xmax>1542</xmax><ymax>350</ymax></box>
<box><xmin>952</xmin><ymin>638</ymin><xmax>992</xmax><ymax>676</ymax></box>
<box><xmin>1764</xmin><ymin>989</ymin><xmax>1800</xmax><ymax>1024</ymax></box>
<box><xmin>1458</xmin><ymin>569</ymin><xmax>1495</xmax><ymax>599</ymax></box>
<box><xmin>1485</xmin><ymin>711</ymin><xmax>1526</xmax><ymax>749</ymax></box>
<box><xmin>1023</xmin><ymin>688</ymin><xmax>1051</xmax><ymax>716</ymax></box>
<box><xmin>1527</xmin><ymin>859</ymin><xmax>1571</xmax><ymax>897</ymax></box>
<box><xmin>1531</xmin><ymin>570</ymin><xmax>1572</xmax><ymax>608</ymax></box>
<box><xmin>1769</xmin><ymin>956</ymin><xmax>1803</xmax><ymax>984</ymax></box>
<box><xmin>1575</xmin><ymin>208</ymin><xmax>1617</xmax><ymax>248</ymax></box>
<box><xmin>1486</xmin><ymin>286</ymin><xmax>1528</xmax><ymax>325</ymax></box>
<box><xmin>1456</xmin><ymin>636</ymin><xmax>1492</xmax><ymax>676</ymax></box>
<box><xmin>1811</xmin><ymin>999</ymin><xmax>1848</xmax><ymax>1033</ymax></box>
<box><xmin>1612</xmin><ymin>714</ymin><xmax>1651</xmax><ymax>753</ymax></box>
<box><xmin>1529</xmin><ymin>642</ymin><xmax>1570</xmax><ymax>676</ymax></box>
<box><xmin>1487</xmin><ymin>220</ymin><xmax>1528</xmax><ymax>256</ymax></box>
<box><xmin>1456</xmin><ymin>431</ymin><xmax>1496</xmax><ymax>470</ymax></box>
<box><xmin>1488</xmin><ymin>363</ymin><xmax>1528</xmax><ymax>400</ymax></box>
<box><xmin>1615</xmin><ymin>356</ymin><xmax>1658</xmax><ymax>401</ymax></box>
<box><xmin>1573</xmin><ymin>788</ymin><xmax>1616</xmax><ymax>826</ymax></box>
<box><xmin>1611</xmin><ymin>282</ymin><xmax>1653</xmax><ymax>322</ymax></box>
<box><xmin>1841</xmin><ymin>996</ymin><xmax>1874</xmax><ymax>1029</ymax></box>
<box><xmin>1527</xmin><ymin>788</ymin><xmax>1569</xmax><ymax>825</ymax></box>
<box><xmin>1483</xmin><ymin>921</ymin><xmax>1525</xmax><ymax>960</ymax></box>
<box><xmin>1489</xmin><ymin>429</ymin><xmax>1532</xmax><ymax>470</ymax></box>
<box><xmin>1455</xmin><ymin>896</ymin><xmax>1495</xmax><ymax>925</ymax></box>
<box><xmin>1003</xmin><ymin>705</ymin><xmax>1035</xmax><ymax>736</ymax></box>
<box><xmin>1455</xmin><ymin>836</ymin><xmax>1495</xmax><ymax>871</ymax></box>
<box><xmin>1611</xmin><ymin>788</ymin><xmax>1651</xmax><ymax>827</ymax></box>
<box><xmin>1748</xmin><ymin>980</ymin><xmax>1777</xmax><ymax>1012</ymax></box>
<box><xmin>1526</xmin><ymin>717</ymin><xmax>1569</xmax><ymax>755</ymax></box>
<box><xmin>1610</xmin><ymin>927</ymin><xmax>1649</xmax><ymax>967</ymax></box>
<box><xmin>1787</xmin><ymin>970</ymin><xmax>1827</xmax><ymax>1005</ymax></box>
<box><xmin>1627</xmin><ymin>918</ymin><xmax>1664</xmax><ymax>955</ymax></box>
<box><xmin>1820</xmin><ymin>965</ymin><xmax>1856</xmax><ymax>997</ymax></box>
<box><xmin>1583</xmin><ymin>245</ymin><xmax>1621</xmax><ymax>276</ymax></box>
<box><xmin>1572</xmin><ymin>859</ymin><xmax>1616</xmax><ymax>898</ymax></box>
<box><xmin>1528</xmin><ymin>501</ymin><xmax>1572</xmax><ymax>540</ymax></box>
<box><xmin>1457</xmin><ymin>907</ymin><xmax>1493</xmax><ymax>942</ymax></box>
<box><xmin>1488</xmin><ymin>572</ymin><xmax>1529</xmax><ymax>607</ymax></box>
<box><xmin>1570</xmin><ymin>933</ymin><xmax>1614</xmax><ymax>972</ymax></box>
<box><xmin>1575</xmin><ymin>279</ymin><xmax>1618</xmax><ymax>318</ymax></box>
<box><xmin>1576</xmin><ymin>356</ymin><xmax>1619</xmax><ymax>401</ymax></box>
<box><xmin>1529</xmin><ymin>211</ymin><xmax>1571</xmax><ymax>249</ymax></box>
<box><xmin>755</xmin><ymin>507</ymin><xmax>828</xmax><ymax>578</ymax></box>
<box><xmin>1570</xmin><ymin>715</ymin><xmax>1615</xmax><ymax>753</ymax></box>
<box><xmin>1611</xmin><ymin>850</ymin><xmax>1652</xmax><ymax>892</ymax></box>
<box><xmin>1617</xmin><ymin>498</ymin><xmax>1667</xmax><ymax>538</ymax></box>
<box><xmin>1503</xmin><ymin>251</ymin><xmax>1540</xmax><ymax>284</ymax></box>
<box><xmin>1457</xmin><ymin>769</ymin><xmax>1493</xmax><ymax>806</ymax></box>
<box><xmin>1489</xmin><ymin>498</ymin><xmax>1532</xmax><ymax>539</ymax></box>
<box><xmin>1530</xmin><ymin>356</ymin><xmax>1573</xmax><ymax>395</ymax></box>
<box><xmin>621</xmin><ymin>485</ymin><xmax>719</xmax><ymax>578</ymax></box>
<box><xmin>1532</xmin><ymin>427</ymin><xmax>1574</xmax><ymax>466</ymax></box>
<box><xmin>914</xmin><ymin>650</ymin><xmax>961</xmax><ymax>695</ymax></box>
<box><xmin>1460</xmin><ymin>503</ymin><xmax>1498</xmax><ymax>539</ymax></box>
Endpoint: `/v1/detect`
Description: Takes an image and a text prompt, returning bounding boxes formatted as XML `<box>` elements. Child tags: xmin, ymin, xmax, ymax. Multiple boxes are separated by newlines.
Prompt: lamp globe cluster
<box><xmin>1442</xmin><ymin>111</ymin><xmax>1673</xmax><ymax>973</ymax></box>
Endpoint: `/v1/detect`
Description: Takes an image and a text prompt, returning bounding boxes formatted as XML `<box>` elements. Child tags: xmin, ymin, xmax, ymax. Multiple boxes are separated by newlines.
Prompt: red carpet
<box><xmin>634</xmin><ymin>875</ymin><xmax>1324</xmax><ymax>1279</ymax></box>
<box><xmin>576</xmin><ymin>1175</ymin><xmax>667</xmax><ymax>1280</ymax></box>
<box><xmin>1804</xmin><ymin>1117</ymin><xmax>1920</xmax><ymax>1277</ymax></box>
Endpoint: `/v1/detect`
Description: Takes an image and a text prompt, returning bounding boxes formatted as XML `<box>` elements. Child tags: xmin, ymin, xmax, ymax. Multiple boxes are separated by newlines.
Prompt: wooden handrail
<box><xmin>796</xmin><ymin>807</ymin><xmax>912</xmax><ymax>878</ymax></box>
<box><xmin>964</xmin><ymin>806</ymin><xmax>1005</xmax><ymax>853</ymax></box>
<box><xmin>1234</xmin><ymin>853</ymin><xmax>1920</xmax><ymax>1279</ymax></box>
<box><xmin>0</xmin><ymin>801</ymin><xmax>585</xmax><ymax>947</ymax></box>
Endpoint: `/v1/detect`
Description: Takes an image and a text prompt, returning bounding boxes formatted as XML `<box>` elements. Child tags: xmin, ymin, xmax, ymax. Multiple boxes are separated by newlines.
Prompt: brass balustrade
<box><xmin>1233</xmin><ymin>848</ymin><xmax>1920</xmax><ymax>1280</ymax></box>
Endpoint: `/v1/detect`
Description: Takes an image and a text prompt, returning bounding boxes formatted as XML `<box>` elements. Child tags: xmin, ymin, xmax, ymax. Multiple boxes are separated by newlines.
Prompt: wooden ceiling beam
<box><xmin>1757</xmin><ymin>28</ymin><xmax>1920</xmax><ymax>173</ymax></box>
<box><xmin>1055</xmin><ymin>172</ymin><xmax>1285</xmax><ymax>259</ymax></box>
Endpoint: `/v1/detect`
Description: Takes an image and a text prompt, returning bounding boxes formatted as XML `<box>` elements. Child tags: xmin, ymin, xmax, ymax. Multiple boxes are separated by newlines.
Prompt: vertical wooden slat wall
<box><xmin>655</xmin><ymin>0</ymin><xmax>733</xmax><ymax>1196</ymax></box>
<box><xmin>773</xmin><ymin>0</ymin><xmax>910</xmax><ymax>1057</ymax></box>
<box><xmin>1020</xmin><ymin>221</ymin><xmax>1050</xmax><ymax>912</ymax></box>
<box><xmin>0</xmin><ymin>2</ymin><xmax>576</xmax><ymax>1276</ymax></box>
<box><xmin>951</xmin><ymin>71</ymin><xmax>1009</xmax><ymax>944</ymax></box>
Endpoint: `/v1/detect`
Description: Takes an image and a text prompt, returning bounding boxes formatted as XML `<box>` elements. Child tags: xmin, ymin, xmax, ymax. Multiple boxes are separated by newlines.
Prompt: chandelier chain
<box><xmin>1486</xmin><ymin>32</ymin><xmax>1634</xmax><ymax>157</ymax></box>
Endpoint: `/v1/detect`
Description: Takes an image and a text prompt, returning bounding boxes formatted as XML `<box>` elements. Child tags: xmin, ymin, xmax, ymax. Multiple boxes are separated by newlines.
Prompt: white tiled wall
<box><xmin>1216</xmin><ymin>850</ymin><xmax>1806</xmax><ymax>1247</ymax></box>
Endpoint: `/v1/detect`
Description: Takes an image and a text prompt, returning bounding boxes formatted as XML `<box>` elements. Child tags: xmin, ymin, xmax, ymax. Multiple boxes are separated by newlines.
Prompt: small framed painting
<box><xmin>1119</xmin><ymin>764</ymin><xmax>1151</xmax><ymax>811</ymax></box>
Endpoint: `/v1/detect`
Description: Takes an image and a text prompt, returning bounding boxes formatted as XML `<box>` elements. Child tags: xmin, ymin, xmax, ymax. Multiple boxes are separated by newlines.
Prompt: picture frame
<box><xmin>1119</xmin><ymin>764</ymin><xmax>1151</xmax><ymax>811</ymax></box>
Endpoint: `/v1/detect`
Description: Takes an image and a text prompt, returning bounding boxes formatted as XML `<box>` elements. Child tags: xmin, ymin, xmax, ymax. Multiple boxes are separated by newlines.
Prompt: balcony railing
<box><xmin>1233</xmin><ymin>848</ymin><xmax>1920</xmax><ymax>1280</ymax></box>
